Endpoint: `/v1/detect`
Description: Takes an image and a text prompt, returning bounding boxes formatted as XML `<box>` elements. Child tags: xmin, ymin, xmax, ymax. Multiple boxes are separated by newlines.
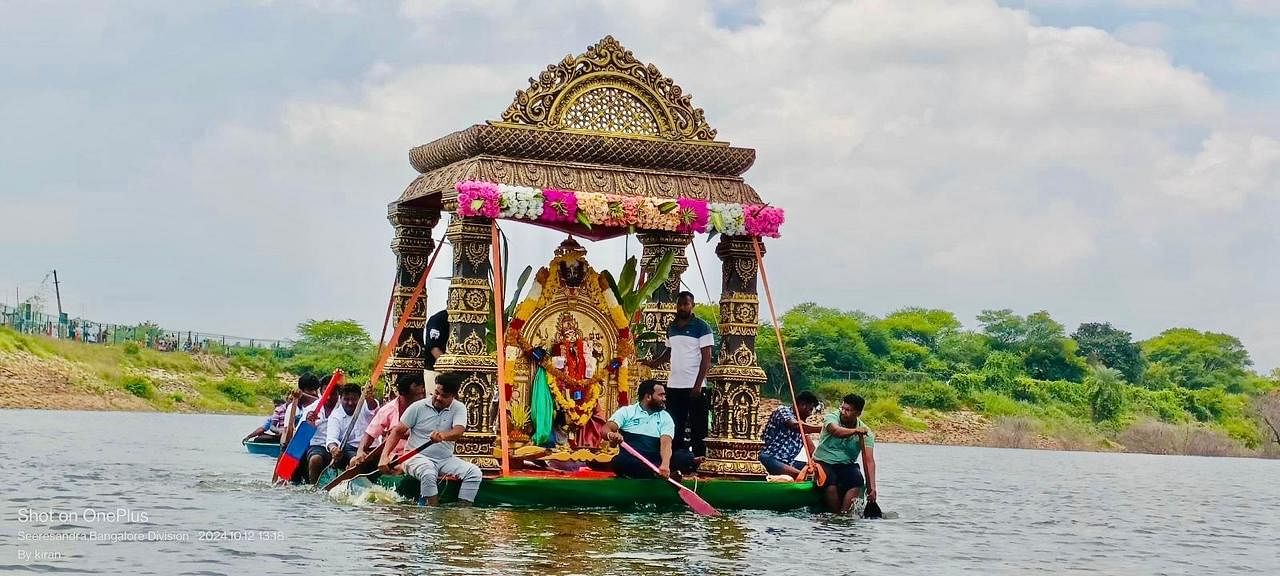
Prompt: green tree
<box><xmin>693</xmin><ymin>303</ymin><xmax>720</xmax><ymax>359</ymax></box>
<box><xmin>935</xmin><ymin>331</ymin><xmax>992</xmax><ymax>373</ymax></box>
<box><xmin>977</xmin><ymin>309</ymin><xmax>1086</xmax><ymax>382</ymax></box>
<box><xmin>1071</xmin><ymin>322</ymin><xmax>1146</xmax><ymax>383</ymax></box>
<box><xmin>286</xmin><ymin>319</ymin><xmax>376</xmax><ymax>380</ymax></box>
<box><xmin>877</xmin><ymin>308</ymin><xmax>961</xmax><ymax>348</ymax></box>
<box><xmin>1087</xmin><ymin>366</ymin><xmax>1126</xmax><ymax>422</ymax></box>
<box><xmin>1141</xmin><ymin>328</ymin><xmax>1251</xmax><ymax>390</ymax></box>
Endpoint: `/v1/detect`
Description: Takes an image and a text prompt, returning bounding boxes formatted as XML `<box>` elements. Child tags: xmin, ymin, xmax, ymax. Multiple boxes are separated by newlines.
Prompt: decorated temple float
<box><xmin>340</xmin><ymin>36</ymin><xmax>809</xmax><ymax>511</ymax></box>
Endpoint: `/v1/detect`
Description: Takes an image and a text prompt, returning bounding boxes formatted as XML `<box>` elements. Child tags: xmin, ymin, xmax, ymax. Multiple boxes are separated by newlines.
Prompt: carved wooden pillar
<box><xmin>433</xmin><ymin>216</ymin><xmax>499</xmax><ymax>471</ymax></box>
<box><xmin>386</xmin><ymin>203</ymin><xmax>440</xmax><ymax>390</ymax></box>
<box><xmin>702</xmin><ymin>236</ymin><xmax>767</xmax><ymax>477</ymax></box>
<box><xmin>636</xmin><ymin>231</ymin><xmax>692</xmax><ymax>390</ymax></box>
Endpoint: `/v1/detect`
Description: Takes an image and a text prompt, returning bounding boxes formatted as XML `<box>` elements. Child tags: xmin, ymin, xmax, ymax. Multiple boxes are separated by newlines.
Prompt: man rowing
<box><xmin>758</xmin><ymin>390</ymin><xmax>824</xmax><ymax>479</ymax></box>
<box><xmin>323</xmin><ymin>383</ymin><xmax>378</xmax><ymax>472</ymax></box>
<box><xmin>242</xmin><ymin>373</ymin><xmax>320</xmax><ymax>443</ymax></box>
<box><xmin>378</xmin><ymin>372</ymin><xmax>482</xmax><ymax>506</ymax></box>
<box><xmin>604</xmin><ymin>379</ymin><xmax>698</xmax><ymax>479</ymax></box>
<box><xmin>812</xmin><ymin>393</ymin><xmax>877</xmax><ymax>514</ymax></box>
<box><xmin>299</xmin><ymin>374</ymin><xmax>341</xmax><ymax>484</ymax></box>
<box><xmin>351</xmin><ymin>373</ymin><xmax>427</xmax><ymax>471</ymax></box>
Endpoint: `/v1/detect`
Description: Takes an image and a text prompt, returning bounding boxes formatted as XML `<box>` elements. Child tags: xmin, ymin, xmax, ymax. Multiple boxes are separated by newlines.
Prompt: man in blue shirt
<box><xmin>605</xmin><ymin>379</ymin><xmax>698</xmax><ymax>479</ymax></box>
<box><xmin>643</xmin><ymin>291</ymin><xmax>714</xmax><ymax>457</ymax></box>
<box><xmin>758</xmin><ymin>390</ymin><xmax>824</xmax><ymax>478</ymax></box>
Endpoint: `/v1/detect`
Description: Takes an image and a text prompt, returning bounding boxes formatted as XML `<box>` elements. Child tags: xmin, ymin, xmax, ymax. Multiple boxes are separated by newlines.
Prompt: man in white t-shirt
<box><xmin>644</xmin><ymin>291</ymin><xmax>714</xmax><ymax>457</ymax></box>
<box><xmin>379</xmin><ymin>372</ymin><xmax>482</xmax><ymax>506</ymax></box>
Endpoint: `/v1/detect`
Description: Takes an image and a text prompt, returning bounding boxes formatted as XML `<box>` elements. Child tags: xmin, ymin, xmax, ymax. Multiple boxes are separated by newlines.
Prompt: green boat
<box><xmin>322</xmin><ymin>468</ymin><xmax>820</xmax><ymax>511</ymax></box>
<box><xmin>243</xmin><ymin>438</ymin><xmax>282</xmax><ymax>457</ymax></box>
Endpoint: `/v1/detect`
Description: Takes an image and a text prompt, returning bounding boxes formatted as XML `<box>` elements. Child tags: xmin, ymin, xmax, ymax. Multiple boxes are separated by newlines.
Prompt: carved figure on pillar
<box><xmin>635</xmin><ymin>231</ymin><xmax>691</xmax><ymax>386</ymax></box>
<box><xmin>433</xmin><ymin>216</ymin><xmax>500</xmax><ymax>471</ymax></box>
<box><xmin>385</xmin><ymin>203</ymin><xmax>440</xmax><ymax>393</ymax></box>
<box><xmin>702</xmin><ymin>236</ymin><xmax>768</xmax><ymax>477</ymax></box>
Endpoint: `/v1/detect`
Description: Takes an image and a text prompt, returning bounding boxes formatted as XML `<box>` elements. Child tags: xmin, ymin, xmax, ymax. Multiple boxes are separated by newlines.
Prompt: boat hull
<box><xmin>243</xmin><ymin>439</ymin><xmax>282</xmax><ymax>457</ymax></box>
<box><xmin>325</xmin><ymin>468</ymin><xmax>820</xmax><ymax>511</ymax></box>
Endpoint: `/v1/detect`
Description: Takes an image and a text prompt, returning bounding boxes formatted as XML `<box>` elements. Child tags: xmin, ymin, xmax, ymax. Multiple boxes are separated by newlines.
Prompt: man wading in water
<box><xmin>812</xmin><ymin>393</ymin><xmax>877</xmax><ymax>514</ymax></box>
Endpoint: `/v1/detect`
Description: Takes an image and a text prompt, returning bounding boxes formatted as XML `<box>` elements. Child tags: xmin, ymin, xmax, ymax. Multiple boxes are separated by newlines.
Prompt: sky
<box><xmin>1</xmin><ymin>0</ymin><xmax>1277</xmax><ymax>371</ymax></box>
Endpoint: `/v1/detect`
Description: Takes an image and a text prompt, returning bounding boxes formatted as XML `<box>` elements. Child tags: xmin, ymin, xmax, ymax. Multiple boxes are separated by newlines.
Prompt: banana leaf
<box><xmin>625</xmin><ymin>251</ymin><xmax>675</xmax><ymax>314</ymax></box>
<box><xmin>504</xmin><ymin>265</ymin><xmax>533</xmax><ymax>320</ymax></box>
<box><xmin>618</xmin><ymin>256</ymin><xmax>638</xmax><ymax>297</ymax></box>
<box><xmin>600</xmin><ymin>270</ymin><xmax>624</xmax><ymax>306</ymax></box>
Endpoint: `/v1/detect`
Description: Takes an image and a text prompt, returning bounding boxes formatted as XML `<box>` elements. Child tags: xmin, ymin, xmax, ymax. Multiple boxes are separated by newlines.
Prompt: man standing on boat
<box><xmin>351</xmin><ymin>372</ymin><xmax>427</xmax><ymax>470</ymax></box>
<box><xmin>324</xmin><ymin>383</ymin><xmax>378</xmax><ymax>471</ymax></box>
<box><xmin>423</xmin><ymin>309</ymin><xmax>449</xmax><ymax>394</ymax></box>
<box><xmin>378</xmin><ymin>372</ymin><xmax>482</xmax><ymax>506</ymax></box>
<box><xmin>643</xmin><ymin>291</ymin><xmax>713</xmax><ymax>458</ymax></box>
<box><xmin>759</xmin><ymin>390</ymin><xmax>824</xmax><ymax>479</ymax></box>
<box><xmin>605</xmin><ymin>379</ymin><xmax>698</xmax><ymax>479</ymax></box>
<box><xmin>812</xmin><ymin>393</ymin><xmax>876</xmax><ymax>514</ymax></box>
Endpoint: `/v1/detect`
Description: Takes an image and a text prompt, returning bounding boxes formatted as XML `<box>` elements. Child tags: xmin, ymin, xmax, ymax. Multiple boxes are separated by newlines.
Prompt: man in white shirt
<box><xmin>643</xmin><ymin>291</ymin><xmax>714</xmax><ymax>457</ymax></box>
<box><xmin>299</xmin><ymin>381</ymin><xmax>339</xmax><ymax>485</ymax></box>
<box><xmin>379</xmin><ymin>372</ymin><xmax>483</xmax><ymax>506</ymax></box>
<box><xmin>324</xmin><ymin>383</ymin><xmax>378</xmax><ymax>473</ymax></box>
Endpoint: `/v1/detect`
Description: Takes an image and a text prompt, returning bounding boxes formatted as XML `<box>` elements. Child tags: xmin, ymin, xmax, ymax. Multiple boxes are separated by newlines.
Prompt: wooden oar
<box><xmin>321</xmin><ymin>443</ymin><xmax>383</xmax><ymax>491</ymax></box>
<box><xmin>323</xmin><ymin>439</ymin><xmax>436</xmax><ymax>492</ymax></box>
<box><xmin>271</xmin><ymin>399</ymin><xmax>299</xmax><ymax>483</ymax></box>
<box><xmin>619</xmin><ymin>442</ymin><xmax>719</xmax><ymax>516</ymax></box>
<box><xmin>273</xmin><ymin>370</ymin><xmax>344</xmax><ymax>483</ymax></box>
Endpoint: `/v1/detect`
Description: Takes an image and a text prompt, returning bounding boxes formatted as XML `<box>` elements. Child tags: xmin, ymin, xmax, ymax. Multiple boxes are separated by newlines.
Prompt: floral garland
<box><xmin>455</xmin><ymin>180</ymin><xmax>784</xmax><ymax>238</ymax></box>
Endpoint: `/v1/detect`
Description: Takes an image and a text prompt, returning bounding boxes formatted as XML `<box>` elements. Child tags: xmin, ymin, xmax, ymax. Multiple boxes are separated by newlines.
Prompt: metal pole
<box><xmin>52</xmin><ymin>270</ymin><xmax>63</xmax><ymax>317</ymax></box>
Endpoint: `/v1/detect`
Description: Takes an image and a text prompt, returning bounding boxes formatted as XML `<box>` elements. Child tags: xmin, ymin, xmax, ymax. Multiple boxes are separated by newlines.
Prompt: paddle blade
<box><xmin>669</xmin><ymin>479</ymin><xmax>719</xmax><ymax>516</ymax></box>
<box><xmin>273</xmin><ymin>422</ymin><xmax>316</xmax><ymax>482</ymax></box>
<box><xmin>863</xmin><ymin>499</ymin><xmax>884</xmax><ymax>519</ymax></box>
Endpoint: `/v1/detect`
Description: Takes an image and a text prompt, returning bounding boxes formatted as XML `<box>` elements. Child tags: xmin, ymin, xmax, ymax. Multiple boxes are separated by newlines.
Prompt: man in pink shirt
<box><xmin>350</xmin><ymin>373</ymin><xmax>427</xmax><ymax>471</ymax></box>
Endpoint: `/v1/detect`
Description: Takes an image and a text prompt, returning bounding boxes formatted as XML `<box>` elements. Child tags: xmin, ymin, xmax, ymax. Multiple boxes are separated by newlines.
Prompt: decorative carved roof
<box><xmin>398</xmin><ymin>157</ymin><xmax>761</xmax><ymax>206</ymax></box>
<box><xmin>496</xmin><ymin>36</ymin><xmax>719</xmax><ymax>142</ymax></box>
<box><xmin>409</xmin><ymin>124</ymin><xmax>755</xmax><ymax>176</ymax></box>
<box><xmin>396</xmin><ymin>35</ymin><xmax>763</xmax><ymax>212</ymax></box>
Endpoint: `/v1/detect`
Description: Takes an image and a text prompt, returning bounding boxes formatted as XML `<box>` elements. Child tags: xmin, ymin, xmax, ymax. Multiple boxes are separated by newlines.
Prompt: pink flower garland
<box><xmin>744</xmin><ymin>205</ymin><xmax>785</xmax><ymax>238</ymax></box>
<box><xmin>675</xmin><ymin>198</ymin><xmax>710</xmax><ymax>234</ymax></box>
<box><xmin>452</xmin><ymin>180</ymin><xmax>784</xmax><ymax>237</ymax></box>
<box><xmin>540</xmin><ymin>188</ymin><xmax>578</xmax><ymax>223</ymax></box>
<box><xmin>456</xmin><ymin>181</ymin><xmax>500</xmax><ymax>218</ymax></box>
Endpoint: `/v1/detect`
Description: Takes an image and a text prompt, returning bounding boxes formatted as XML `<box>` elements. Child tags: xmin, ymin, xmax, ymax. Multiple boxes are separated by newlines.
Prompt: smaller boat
<box><xmin>243</xmin><ymin>438</ymin><xmax>282</xmax><ymax>457</ymax></box>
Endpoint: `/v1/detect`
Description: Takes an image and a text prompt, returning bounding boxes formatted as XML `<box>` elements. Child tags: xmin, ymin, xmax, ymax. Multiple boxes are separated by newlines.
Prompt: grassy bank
<box><xmin>809</xmin><ymin>378</ymin><xmax>1280</xmax><ymax>458</ymax></box>
<box><xmin>0</xmin><ymin>327</ymin><xmax>289</xmax><ymax>414</ymax></box>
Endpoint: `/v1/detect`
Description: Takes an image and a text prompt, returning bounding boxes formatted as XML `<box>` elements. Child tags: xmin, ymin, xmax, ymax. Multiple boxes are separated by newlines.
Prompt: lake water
<box><xmin>1</xmin><ymin>410</ymin><xmax>1277</xmax><ymax>575</ymax></box>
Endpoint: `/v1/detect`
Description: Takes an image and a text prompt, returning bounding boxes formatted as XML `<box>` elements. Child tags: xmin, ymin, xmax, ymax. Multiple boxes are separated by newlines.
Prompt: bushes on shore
<box><xmin>749</xmin><ymin>305</ymin><xmax>1280</xmax><ymax>457</ymax></box>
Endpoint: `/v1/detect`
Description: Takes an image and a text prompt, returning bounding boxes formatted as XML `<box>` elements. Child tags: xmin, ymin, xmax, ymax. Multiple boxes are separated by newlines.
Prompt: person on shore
<box><xmin>424</xmin><ymin>309</ymin><xmax>449</xmax><ymax>394</ymax></box>
<box><xmin>604</xmin><ymin>379</ymin><xmax>698</xmax><ymax>479</ymax></box>
<box><xmin>351</xmin><ymin>373</ymin><xmax>428</xmax><ymax>470</ymax></box>
<box><xmin>299</xmin><ymin>374</ymin><xmax>340</xmax><ymax>484</ymax></box>
<box><xmin>759</xmin><ymin>391</ymin><xmax>824</xmax><ymax>479</ymax></box>
<box><xmin>379</xmin><ymin>372</ymin><xmax>482</xmax><ymax>506</ymax></box>
<box><xmin>324</xmin><ymin>383</ymin><xmax>378</xmax><ymax>472</ymax></box>
<box><xmin>642</xmin><ymin>291</ymin><xmax>713</xmax><ymax>458</ymax></box>
<box><xmin>812</xmin><ymin>393</ymin><xmax>877</xmax><ymax>514</ymax></box>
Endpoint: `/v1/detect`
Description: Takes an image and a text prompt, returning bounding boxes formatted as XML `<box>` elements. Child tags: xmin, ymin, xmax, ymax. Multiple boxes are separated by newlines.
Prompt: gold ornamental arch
<box><xmin>386</xmin><ymin>35</ymin><xmax>778</xmax><ymax>477</ymax></box>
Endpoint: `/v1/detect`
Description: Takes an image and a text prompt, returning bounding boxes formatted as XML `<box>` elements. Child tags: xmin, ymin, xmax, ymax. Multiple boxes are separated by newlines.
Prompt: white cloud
<box><xmin>52</xmin><ymin>0</ymin><xmax>1278</xmax><ymax>368</ymax></box>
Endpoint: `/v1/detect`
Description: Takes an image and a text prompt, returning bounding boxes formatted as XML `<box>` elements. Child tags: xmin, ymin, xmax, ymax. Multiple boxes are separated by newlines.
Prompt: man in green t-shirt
<box><xmin>812</xmin><ymin>393</ymin><xmax>877</xmax><ymax>514</ymax></box>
